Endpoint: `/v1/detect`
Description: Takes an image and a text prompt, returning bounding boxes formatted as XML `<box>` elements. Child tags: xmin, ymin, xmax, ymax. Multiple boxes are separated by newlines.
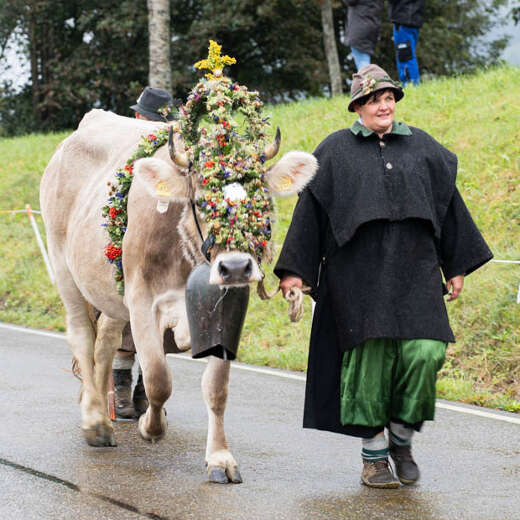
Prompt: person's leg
<box><xmin>340</xmin><ymin>338</ymin><xmax>396</xmax><ymax>427</ymax></box>
<box><xmin>340</xmin><ymin>338</ymin><xmax>400</xmax><ymax>488</ymax></box>
<box><xmin>390</xmin><ymin>338</ymin><xmax>447</xmax><ymax>483</ymax></box>
<box><xmin>351</xmin><ymin>46</ymin><xmax>371</xmax><ymax>71</ymax></box>
<box><xmin>389</xmin><ymin>420</ymin><xmax>418</xmax><ymax>484</ymax></box>
<box><xmin>361</xmin><ymin>431</ymin><xmax>400</xmax><ymax>488</ymax></box>
<box><xmin>113</xmin><ymin>350</ymin><xmax>136</xmax><ymax>418</ymax></box>
<box><xmin>346</xmin><ymin>0</ymin><xmax>383</xmax><ymax>71</ymax></box>
<box><xmin>133</xmin><ymin>364</ymin><xmax>149</xmax><ymax>417</ymax></box>
<box><xmin>113</xmin><ymin>321</ymin><xmax>142</xmax><ymax>419</ymax></box>
<box><xmin>393</xmin><ymin>25</ymin><xmax>420</xmax><ymax>86</ymax></box>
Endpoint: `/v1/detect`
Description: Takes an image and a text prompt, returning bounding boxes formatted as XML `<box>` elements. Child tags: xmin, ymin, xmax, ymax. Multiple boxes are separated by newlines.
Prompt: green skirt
<box><xmin>340</xmin><ymin>338</ymin><xmax>446</xmax><ymax>427</ymax></box>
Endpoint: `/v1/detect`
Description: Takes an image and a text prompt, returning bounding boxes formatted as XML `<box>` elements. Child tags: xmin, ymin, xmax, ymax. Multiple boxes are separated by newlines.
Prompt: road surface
<box><xmin>1</xmin><ymin>323</ymin><xmax>519</xmax><ymax>520</ymax></box>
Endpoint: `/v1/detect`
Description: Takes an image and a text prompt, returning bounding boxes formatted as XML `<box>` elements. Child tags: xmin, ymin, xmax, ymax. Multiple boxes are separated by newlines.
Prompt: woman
<box><xmin>275</xmin><ymin>64</ymin><xmax>492</xmax><ymax>488</ymax></box>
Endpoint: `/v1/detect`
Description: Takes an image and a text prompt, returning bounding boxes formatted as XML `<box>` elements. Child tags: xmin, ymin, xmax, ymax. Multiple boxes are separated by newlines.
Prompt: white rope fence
<box><xmin>0</xmin><ymin>208</ymin><xmax>42</xmax><ymax>214</ymax></box>
<box><xmin>0</xmin><ymin>205</ymin><xmax>55</xmax><ymax>284</ymax></box>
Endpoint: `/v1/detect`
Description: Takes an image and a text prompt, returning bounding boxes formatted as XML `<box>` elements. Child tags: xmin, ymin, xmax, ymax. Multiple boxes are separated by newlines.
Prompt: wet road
<box><xmin>1</xmin><ymin>323</ymin><xmax>519</xmax><ymax>520</ymax></box>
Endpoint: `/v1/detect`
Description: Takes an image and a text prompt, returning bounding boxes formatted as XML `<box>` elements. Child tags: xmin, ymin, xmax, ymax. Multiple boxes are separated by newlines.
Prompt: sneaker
<box><xmin>389</xmin><ymin>442</ymin><xmax>420</xmax><ymax>484</ymax></box>
<box><xmin>361</xmin><ymin>458</ymin><xmax>400</xmax><ymax>488</ymax></box>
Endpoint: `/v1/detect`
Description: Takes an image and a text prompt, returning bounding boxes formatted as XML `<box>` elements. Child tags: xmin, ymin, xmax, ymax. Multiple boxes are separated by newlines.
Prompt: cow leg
<box><xmin>93</xmin><ymin>314</ymin><xmax>127</xmax><ymax>441</ymax></box>
<box><xmin>202</xmin><ymin>356</ymin><xmax>242</xmax><ymax>484</ymax></box>
<box><xmin>131</xmin><ymin>316</ymin><xmax>171</xmax><ymax>442</ymax></box>
<box><xmin>136</xmin><ymin>350</ymin><xmax>170</xmax><ymax>442</ymax></box>
<box><xmin>55</xmin><ymin>274</ymin><xmax>115</xmax><ymax>447</ymax></box>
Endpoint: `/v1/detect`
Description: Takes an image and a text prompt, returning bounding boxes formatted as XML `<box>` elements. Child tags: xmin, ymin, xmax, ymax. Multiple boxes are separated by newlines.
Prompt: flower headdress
<box><xmin>176</xmin><ymin>41</ymin><xmax>274</xmax><ymax>260</ymax></box>
<box><xmin>102</xmin><ymin>41</ymin><xmax>275</xmax><ymax>294</ymax></box>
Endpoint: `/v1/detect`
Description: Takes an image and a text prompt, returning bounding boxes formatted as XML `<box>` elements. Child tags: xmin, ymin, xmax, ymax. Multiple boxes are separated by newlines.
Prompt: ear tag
<box><xmin>156</xmin><ymin>181</ymin><xmax>171</xmax><ymax>213</ymax></box>
<box><xmin>156</xmin><ymin>200</ymin><xmax>169</xmax><ymax>213</ymax></box>
<box><xmin>156</xmin><ymin>180</ymin><xmax>171</xmax><ymax>197</ymax></box>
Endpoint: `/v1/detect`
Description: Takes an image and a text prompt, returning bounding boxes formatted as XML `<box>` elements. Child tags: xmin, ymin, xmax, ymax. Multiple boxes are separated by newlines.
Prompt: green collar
<box><xmin>350</xmin><ymin>119</ymin><xmax>412</xmax><ymax>137</ymax></box>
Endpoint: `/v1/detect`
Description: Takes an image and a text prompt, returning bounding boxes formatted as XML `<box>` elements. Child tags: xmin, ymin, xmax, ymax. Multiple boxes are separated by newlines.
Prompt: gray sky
<box><xmin>493</xmin><ymin>16</ymin><xmax>520</xmax><ymax>65</ymax></box>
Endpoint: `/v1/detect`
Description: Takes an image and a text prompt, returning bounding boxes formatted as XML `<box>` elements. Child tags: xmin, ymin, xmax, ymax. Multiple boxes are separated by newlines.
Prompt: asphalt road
<box><xmin>1</xmin><ymin>322</ymin><xmax>519</xmax><ymax>520</ymax></box>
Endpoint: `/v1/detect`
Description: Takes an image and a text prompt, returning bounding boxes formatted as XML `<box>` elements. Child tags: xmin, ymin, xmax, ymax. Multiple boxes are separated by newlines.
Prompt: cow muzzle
<box><xmin>209</xmin><ymin>252</ymin><xmax>262</xmax><ymax>286</ymax></box>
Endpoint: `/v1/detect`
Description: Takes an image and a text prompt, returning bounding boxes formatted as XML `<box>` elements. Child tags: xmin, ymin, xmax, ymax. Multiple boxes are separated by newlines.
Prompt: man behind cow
<box><xmin>112</xmin><ymin>86</ymin><xmax>178</xmax><ymax>419</ymax></box>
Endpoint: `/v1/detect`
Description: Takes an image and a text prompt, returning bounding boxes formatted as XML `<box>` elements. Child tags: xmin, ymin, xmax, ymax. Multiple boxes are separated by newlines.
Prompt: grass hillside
<box><xmin>1</xmin><ymin>66</ymin><xmax>519</xmax><ymax>412</ymax></box>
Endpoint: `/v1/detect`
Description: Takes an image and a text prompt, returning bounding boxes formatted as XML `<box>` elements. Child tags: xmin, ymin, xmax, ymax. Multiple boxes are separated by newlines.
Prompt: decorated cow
<box><xmin>40</xmin><ymin>41</ymin><xmax>318</xmax><ymax>483</ymax></box>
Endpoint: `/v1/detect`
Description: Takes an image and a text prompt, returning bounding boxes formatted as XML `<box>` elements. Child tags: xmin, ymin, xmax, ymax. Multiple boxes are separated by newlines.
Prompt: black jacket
<box><xmin>345</xmin><ymin>0</ymin><xmax>384</xmax><ymax>55</ymax></box>
<box><xmin>389</xmin><ymin>0</ymin><xmax>425</xmax><ymax>28</ymax></box>
<box><xmin>274</xmin><ymin>122</ymin><xmax>493</xmax><ymax>437</ymax></box>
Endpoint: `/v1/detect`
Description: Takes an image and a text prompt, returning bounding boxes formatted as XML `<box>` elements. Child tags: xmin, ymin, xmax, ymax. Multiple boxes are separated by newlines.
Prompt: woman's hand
<box><xmin>280</xmin><ymin>275</ymin><xmax>303</xmax><ymax>298</ymax></box>
<box><xmin>446</xmin><ymin>275</ymin><xmax>464</xmax><ymax>301</ymax></box>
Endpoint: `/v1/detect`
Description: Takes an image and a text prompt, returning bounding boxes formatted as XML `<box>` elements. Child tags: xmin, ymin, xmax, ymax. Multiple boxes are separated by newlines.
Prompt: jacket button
<box><xmin>386</xmin><ymin>162</ymin><xmax>393</xmax><ymax>169</ymax></box>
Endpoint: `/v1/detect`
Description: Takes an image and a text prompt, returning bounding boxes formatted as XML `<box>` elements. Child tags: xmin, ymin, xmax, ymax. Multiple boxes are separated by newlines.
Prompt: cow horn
<box><xmin>263</xmin><ymin>126</ymin><xmax>281</xmax><ymax>160</ymax></box>
<box><xmin>168</xmin><ymin>126</ymin><xmax>189</xmax><ymax>168</ymax></box>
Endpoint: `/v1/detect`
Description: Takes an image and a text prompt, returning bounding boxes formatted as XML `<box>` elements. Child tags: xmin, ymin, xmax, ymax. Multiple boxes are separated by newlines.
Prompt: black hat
<box><xmin>130</xmin><ymin>87</ymin><xmax>176</xmax><ymax>121</ymax></box>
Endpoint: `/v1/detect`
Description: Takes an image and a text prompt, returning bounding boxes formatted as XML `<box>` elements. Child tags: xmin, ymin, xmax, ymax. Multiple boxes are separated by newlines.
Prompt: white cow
<box><xmin>40</xmin><ymin>109</ymin><xmax>317</xmax><ymax>483</ymax></box>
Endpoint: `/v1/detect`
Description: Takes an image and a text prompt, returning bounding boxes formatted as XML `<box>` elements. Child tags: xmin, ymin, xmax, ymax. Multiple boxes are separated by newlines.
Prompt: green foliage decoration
<box><xmin>101</xmin><ymin>128</ymin><xmax>169</xmax><ymax>294</ymax></box>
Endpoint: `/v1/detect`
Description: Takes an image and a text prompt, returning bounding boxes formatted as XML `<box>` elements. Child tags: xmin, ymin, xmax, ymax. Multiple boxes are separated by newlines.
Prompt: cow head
<box><xmin>134</xmin><ymin>44</ymin><xmax>318</xmax><ymax>287</ymax></box>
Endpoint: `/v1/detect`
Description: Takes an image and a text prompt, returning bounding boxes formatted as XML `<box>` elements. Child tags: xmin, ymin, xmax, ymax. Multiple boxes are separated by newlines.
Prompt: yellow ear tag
<box><xmin>156</xmin><ymin>180</ymin><xmax>171</xmax><ymax>197</ymax></box>
<box><xmin>156</xmin><ymin>181</ymin><xmax>171</xmax><ymax>213</ymax></box>
<box><xmin>275</xmin><ymin>175</ymin><xmax>294</xmax><ymax>192</ymax></box>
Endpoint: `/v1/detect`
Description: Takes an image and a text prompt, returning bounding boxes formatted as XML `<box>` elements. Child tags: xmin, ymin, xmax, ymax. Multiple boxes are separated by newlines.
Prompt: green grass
<box><xmin>1</xmin><ymin>66</ymin><xmax>519</xmax><ymax>412</ymax></box>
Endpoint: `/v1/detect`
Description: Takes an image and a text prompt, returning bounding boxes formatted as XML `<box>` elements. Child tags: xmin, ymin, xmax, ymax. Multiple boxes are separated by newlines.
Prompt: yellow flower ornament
<box><xmin>194</xmin><ymin>40</ymin><xmax>237</xmax><ymax>81</ymax></box>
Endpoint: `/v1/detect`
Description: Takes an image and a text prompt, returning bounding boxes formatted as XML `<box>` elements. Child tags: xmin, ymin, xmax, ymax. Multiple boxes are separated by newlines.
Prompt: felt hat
<box><xmin>130</xmin><ymin>87</ymin><xmax>176</xmax><ymax>121</ymax></box>
<box><xmin>348</xmin><ymin>64</ymin><xmax>404</xmax><ymax>112</ymax></box>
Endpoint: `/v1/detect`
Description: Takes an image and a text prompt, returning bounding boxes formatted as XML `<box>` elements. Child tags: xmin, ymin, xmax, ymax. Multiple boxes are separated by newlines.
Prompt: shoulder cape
<box><xmin>308</xmin><ymin>127</ymin><xmax>457</xmax><ymax>248</ymax></box>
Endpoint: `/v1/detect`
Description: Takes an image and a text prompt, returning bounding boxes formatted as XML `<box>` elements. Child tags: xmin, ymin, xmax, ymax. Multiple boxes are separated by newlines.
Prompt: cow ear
<box><xmin>265</xmin><ymin>151</ymin><xmax>318</xmax><ymax>197</ymax></box>
<box><xmin>134</xmin><ymin>158</ymin><xmax>187</xmax><ymax>202</ymax></box>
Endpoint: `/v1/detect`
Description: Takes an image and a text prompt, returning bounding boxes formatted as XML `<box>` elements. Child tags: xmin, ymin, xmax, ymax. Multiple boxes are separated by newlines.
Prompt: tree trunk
<box><xmin>320</xmin><ymin>0</ymin><xmax>343</xmax><ymax>96</ymax></box>
<box><xmin>28</xmin><ymin>12</ymin><xmax>40</xmax><ymax>125</ymax></box>
<box><xmin>147</xmin><ymin>0</ymin><xmax>171</xmax><ymax>91</ymax></box>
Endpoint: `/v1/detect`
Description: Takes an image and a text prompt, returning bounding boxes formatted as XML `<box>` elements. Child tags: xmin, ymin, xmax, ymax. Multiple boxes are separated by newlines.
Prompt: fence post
<box><xmin>25</xmin><ymin>204</ymin><xmax>55</xmax><ymax>285</ymax></box>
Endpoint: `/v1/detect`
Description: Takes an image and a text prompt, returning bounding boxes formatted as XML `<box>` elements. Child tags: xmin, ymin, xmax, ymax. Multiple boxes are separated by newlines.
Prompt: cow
<box><xmin>40</xmin><ymin>108</ymin><xmax>318</xmax><ymax>483</ymax></box>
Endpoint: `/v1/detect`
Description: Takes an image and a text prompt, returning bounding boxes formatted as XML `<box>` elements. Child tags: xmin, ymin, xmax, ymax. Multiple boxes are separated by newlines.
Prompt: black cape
<box><xmin>274</xmin><ymin>125</ymin><xmax>493</xmax><ymax>437</ymax></box>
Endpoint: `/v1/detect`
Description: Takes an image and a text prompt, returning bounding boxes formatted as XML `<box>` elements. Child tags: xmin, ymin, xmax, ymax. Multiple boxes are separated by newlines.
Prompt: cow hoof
<box><xmin>138</xmin><ymin>408</ymin><xmax>167</xmax><ymax>442</ymax></box>
<box><xmin>227</xmin><ymin>466</ymin><xmax>243</xmax><ymax>484</ymax></box>
<box><xmin>208</xmin><ymin>466</ymin><xmax>229</xmax><ymax>484</ymax></box>
<box><xmin>207</xmin><ymin>465</ymin><xmax>243</xmax><ymax>484</ymax></box>
<box><xmin>83</xmin><ymin>423</ymin><xmax>117</xmax><ymax>447</ymax></box>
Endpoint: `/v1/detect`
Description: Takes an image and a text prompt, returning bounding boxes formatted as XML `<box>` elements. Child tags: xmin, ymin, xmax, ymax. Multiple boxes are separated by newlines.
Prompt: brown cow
<box><xmin>40</xmin><ymin>109</ymin><xmax>317</xmax><ymax>483</ymax></box>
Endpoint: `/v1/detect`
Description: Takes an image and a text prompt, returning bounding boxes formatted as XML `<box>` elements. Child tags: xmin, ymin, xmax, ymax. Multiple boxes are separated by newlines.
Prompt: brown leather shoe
<box><xmin>389</xmin><ymin>442</ymin><xmax>420</xmax><ymax>484</ymax></box>
<box><xmin>113</xmin><ymin>369</ymin><xmax>136</xmax><ymax>419</ymax></box>
<box><xmin>361</xmin><ymin>459</ymin><xmax>400</xmax><ymax>488</ymax></box>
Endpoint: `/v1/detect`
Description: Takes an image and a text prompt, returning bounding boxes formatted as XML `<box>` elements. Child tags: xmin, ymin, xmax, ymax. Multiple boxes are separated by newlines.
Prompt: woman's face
<box><xmin>354</xmin><ymin>90</ymin><xmax>395</xmax><ymax>135</ymax></box>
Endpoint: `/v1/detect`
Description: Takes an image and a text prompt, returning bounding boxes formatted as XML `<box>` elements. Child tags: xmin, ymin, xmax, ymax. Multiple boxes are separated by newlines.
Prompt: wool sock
<box><xmin>361</xmin><ymin>433</ymin><xmax>389</xmax><ymax>462</ymax></box>
<box><xmin>113</xmin><ymin>354</ymin><xmax>135</xmax><ymax>370</ymax></box>
<box><xmin>389</xmin><ymin>421</ymin><xmax>414</xmax><ymax>446</ymax></box>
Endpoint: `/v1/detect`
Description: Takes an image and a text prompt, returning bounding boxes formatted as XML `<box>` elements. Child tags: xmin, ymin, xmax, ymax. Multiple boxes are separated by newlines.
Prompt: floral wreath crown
<box><xmin>102</xmin><ymin>41</ymin><xmax>275</xmax><ymax>294</ymax></box>
<box><xmin>176</xmin><ymin>40</ymin><xmax>274</xmax><ymax>261</ymax></box>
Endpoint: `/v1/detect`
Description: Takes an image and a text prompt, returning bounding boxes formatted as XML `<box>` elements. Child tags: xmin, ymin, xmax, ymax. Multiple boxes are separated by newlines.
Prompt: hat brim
<box><xmin>130</xmin><ymin>104</ymin><xmax>174</xmax><ymax>121</ymax></box>
<box><xmin>348</xmin><ymin>85</ymin><xmax>404</xmax><ymax>112</ymax></box>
